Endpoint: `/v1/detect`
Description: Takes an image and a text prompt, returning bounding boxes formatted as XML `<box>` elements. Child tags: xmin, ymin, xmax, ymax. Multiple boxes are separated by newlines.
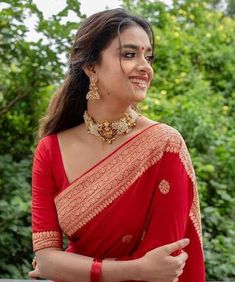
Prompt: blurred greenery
<box><xmin>0</xmin><ymin>0</ymin><xmax>234</xmax><ymax>280</ymax></box>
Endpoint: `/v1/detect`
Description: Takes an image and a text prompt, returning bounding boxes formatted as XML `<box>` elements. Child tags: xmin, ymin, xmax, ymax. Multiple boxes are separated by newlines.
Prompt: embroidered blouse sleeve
<box><xmin>31</xmin><ymin>138</ymin><xmax>63</xmax><ymax>252</ymax></box>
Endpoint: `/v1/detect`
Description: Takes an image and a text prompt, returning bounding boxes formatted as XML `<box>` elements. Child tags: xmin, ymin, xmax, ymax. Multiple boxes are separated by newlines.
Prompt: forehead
<box><xmin>107</xmin><ymin>25</ymin><xmax>152</xmax><ymax>52</ymax></box>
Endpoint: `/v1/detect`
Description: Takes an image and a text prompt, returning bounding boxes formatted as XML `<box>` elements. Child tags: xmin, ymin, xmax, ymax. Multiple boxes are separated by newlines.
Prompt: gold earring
<box><xmin>86</xmin><ymin>77</ymin><xmax>100</xmax><ymax>100</ymax></box>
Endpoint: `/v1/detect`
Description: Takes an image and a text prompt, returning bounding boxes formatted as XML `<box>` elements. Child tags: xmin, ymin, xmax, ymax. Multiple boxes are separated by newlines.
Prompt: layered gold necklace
<box><xmin>83</xmin><ymin>110</ymin><xmax>140</xmax><ymax>144</ymax></box>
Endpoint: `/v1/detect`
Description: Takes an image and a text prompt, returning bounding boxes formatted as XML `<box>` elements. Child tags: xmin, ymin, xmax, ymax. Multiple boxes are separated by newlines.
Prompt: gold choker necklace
<box><xmin>83</xmin><ymin>111</ymin><xmax>140</xmax><ymax>144</ymax></box>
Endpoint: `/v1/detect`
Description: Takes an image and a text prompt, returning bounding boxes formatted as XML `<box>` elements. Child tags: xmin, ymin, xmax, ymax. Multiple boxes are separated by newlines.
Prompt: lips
<box><xmin>129</xmin><ymin>76</ymin><xmax>149</xmax><ymax>88</ymax></box>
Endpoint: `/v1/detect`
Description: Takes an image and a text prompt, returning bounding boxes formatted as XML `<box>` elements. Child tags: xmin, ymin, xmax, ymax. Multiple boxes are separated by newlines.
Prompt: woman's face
<box><xmin>94</xmin><ymin>25</ymin><xmax>154</xmax><ymax>106</ymax></box>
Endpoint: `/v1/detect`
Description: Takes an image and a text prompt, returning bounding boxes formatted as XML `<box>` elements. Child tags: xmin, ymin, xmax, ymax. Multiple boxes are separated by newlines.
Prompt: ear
<box><xmin>82</xmin><ymin>64</ymin><xmax>97</xmax><ymax>79</ymax></box>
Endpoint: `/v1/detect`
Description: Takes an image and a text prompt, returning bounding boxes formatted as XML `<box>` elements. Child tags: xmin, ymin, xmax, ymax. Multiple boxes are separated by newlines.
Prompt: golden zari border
<box><xmin>32</xmin><ymin>231</ymin><xmax>62</xmax><ymax>252</ymax></box>
<box><xmin>55</xmin><ymin>124</ymin><xmax>202</xmax><ymax>248</ymax></box>
<box><xmin>177</xmin><ymin>140</ymin><xmax>203</xmax><ymax>246</ymax></box>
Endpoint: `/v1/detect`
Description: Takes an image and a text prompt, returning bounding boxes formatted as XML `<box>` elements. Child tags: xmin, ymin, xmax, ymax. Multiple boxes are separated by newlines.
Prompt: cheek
<box><xmin>100</xmin><ymin>61</ymin><xmax>125</xmax><ymax>79</ymax></box>
<box><xmin>97</xmin><ymin>68</ymin><xmax>125</xmax><ymax>92</ymax></box>
<box><xmin>149</xmin><ymin>68</ymin><xmax>154</xmax><ymax>82</ymax></box>
<box><xmin>120</xmin><ymin>61</ymin><xmax>135</xmax><ymax>75</ymax></box>
<box><xmin>104</xmin><ymin>69</ymin><xmax>129</xmax><ymax>88</ymax></box>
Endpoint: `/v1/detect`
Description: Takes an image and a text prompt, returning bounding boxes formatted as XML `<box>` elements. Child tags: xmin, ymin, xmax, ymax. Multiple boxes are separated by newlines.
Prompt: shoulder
<box><xmin>139</xmin><ymin>115</ymin><xmax>185</xmax><ymax>150</ymax></box>
<box><xmin>39</xmin><ymin>134</ymin><xmax>57</xmax><ymax>145</ymax></box>
<box><xmin>33</xmin><ymin>134</ymin><xmax>59</xmax><ymax>172</ymax></box>
<box><xmin>149</xmin><ymin>123</ymin><xmax>185</xmax><ymax>153</ymax></box>
<box><xmin>150</xmin><ymin>122</ymin><xmax>183</xmax><ymax>142</ymax></box>
<box><xmin>34</xmin><ymin>134</ymin><xmax>58</xmax><ymax>160</ymax></box>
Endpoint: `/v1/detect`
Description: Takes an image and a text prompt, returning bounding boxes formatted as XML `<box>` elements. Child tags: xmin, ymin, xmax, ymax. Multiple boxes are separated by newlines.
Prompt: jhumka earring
<box><xmin>86</xmin><ymin>77</ymin><xmax>100</xmax><ymax>100</ymax></box>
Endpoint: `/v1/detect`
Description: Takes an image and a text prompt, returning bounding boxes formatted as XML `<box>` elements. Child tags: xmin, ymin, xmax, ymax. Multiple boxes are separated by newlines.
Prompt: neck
<box><xmin>84</xmin><ymin>105</ymin><xmax>140</xmax><ymax>144</ymax></box>
<box><xmin>87</xmin><ymin>101</ymin><xmax>132</xmax><ymax>122</ymax></box>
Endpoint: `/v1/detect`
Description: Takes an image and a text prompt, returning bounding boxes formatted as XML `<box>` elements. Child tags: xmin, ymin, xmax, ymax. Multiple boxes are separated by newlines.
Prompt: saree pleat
<box><xmin>32</xmin><ymin>123</ymin><xmax>205</xmax><ymax>281</ymax></box>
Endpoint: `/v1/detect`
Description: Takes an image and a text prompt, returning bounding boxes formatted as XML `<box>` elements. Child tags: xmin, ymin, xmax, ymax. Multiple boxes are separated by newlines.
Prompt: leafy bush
<box><xmin>0</xmin><ymin>154</ymin><xmax>32</xmax><ymax>277</ymax></box>
<box><xmin>0</xmin><ymin>0</ymin><xmax>83</xmax><ymax>277</ymax></box>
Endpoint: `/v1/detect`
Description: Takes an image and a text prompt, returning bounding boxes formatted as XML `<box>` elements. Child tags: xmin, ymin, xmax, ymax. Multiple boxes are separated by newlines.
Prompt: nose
<box><xmin>136</xmin><ymin>57</ymin><xmax>153</xmax><ymax>76</ymax></box>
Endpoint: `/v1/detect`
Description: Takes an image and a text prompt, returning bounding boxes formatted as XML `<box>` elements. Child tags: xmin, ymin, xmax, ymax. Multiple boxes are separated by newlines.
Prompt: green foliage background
<box><xmin>0</xmin><ymin>0</ymin><xmax>234</xmax><ymax>280</ymax></box>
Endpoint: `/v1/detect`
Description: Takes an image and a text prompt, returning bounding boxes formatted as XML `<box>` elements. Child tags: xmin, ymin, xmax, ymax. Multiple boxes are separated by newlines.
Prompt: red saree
<box><xmin>32</xmin><ymin>123</ymin><xmax>205</xmax><ymax>281</ymax></box>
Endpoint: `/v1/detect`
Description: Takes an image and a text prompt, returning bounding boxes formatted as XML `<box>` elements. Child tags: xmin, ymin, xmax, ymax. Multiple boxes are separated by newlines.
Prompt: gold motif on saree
<box><xmin>122</xmin><ymin>234</ymin><xmax>134</xmax><ymax>244</ymax></box>
<box><xmin>159</xmin><ymin>179</ymin><xmax>170</xmax><ymax>194</ymax></box>
<box><xmin>55</xmin><ymin>124</ymin><xmax>202</xmax><ymax>249</ymax></box>
<box><xmin>32</xmin><ymin>231</ymin><xmax>62</xmax><ymax>252</ymax></box>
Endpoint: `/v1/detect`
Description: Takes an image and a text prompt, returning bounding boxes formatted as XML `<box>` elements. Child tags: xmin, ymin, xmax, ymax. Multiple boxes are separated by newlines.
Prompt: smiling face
<box><xmin>93</xmin><ymin>25</ymin><xmax>154</xmax><ymax>107</ymax></box>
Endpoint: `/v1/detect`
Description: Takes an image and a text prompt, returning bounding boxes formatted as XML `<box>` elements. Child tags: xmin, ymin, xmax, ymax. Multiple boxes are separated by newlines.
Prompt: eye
<box><xmin>122</xmin><ymin>51</ymin><xmax>136</xmax><ymax>59</ymax></box>
<box><xmin>145</xmin><ymin>55</ymin><xmax>154</xmax><ymax>63</ymax></box>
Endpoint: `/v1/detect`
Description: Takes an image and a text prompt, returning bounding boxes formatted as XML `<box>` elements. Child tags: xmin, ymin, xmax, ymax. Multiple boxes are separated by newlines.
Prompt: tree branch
<box><xmin>0</xmin><ymin>92</ymin><xmax>28</xmax><ymax>117</ymax></box>
<box><xmin>0</xmin><ymin>80</ymin><xmax>42</xmax><ymax>117</ymax></box>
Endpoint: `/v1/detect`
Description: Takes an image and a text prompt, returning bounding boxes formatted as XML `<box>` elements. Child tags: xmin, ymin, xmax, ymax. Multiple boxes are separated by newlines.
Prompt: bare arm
<box><xmin>29</xmin><ymin>239</ymin><xmax>189</xmax><ymax>282</ymax></box>
<box><xmin>31</xmin><ymin>248</ymin><xmax>138</xmax><ymax>282</ymax></box>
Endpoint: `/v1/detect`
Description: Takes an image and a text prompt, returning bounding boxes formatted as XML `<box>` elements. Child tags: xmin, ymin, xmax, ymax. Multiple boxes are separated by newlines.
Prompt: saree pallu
<box><xmin>32</xmin><ymin>123</ymin><xmax>205</xmax><ymax>281</ymax></box>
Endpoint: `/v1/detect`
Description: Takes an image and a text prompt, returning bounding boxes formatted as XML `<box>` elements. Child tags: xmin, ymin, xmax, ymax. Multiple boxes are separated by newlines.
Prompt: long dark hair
<box><xmin>38</xmin><ymin>8</ymin><xmax>154</xmax><ymax>139</ymax></box>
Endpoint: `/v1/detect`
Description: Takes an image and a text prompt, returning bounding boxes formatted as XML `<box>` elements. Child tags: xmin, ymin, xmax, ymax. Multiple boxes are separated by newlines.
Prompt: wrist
<box><xmin>132</xmin><ymin>257</ymin><xmax>145</xmax><ymax>281</ymax></box>
<box><xmin>101</xmin><ymin>258</ymin><xmax>142</xmax><ymax>282</ymax></box>
<box><xmin>119</xmin><ymin>258</ymin><xmax>143</xmax><ymax>281</ymax></box>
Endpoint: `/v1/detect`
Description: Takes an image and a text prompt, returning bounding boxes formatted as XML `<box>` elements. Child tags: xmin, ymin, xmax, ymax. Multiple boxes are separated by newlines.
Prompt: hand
<box><xmin>138</xmin><ymin>238</ymin><xmax>189</xmax><ymax>282</ymax></box>
<box><xmin>29</xmin><ymin>267</ymin><xmax>41</xmax><ymax>280</ymax></box>
<box><xmin>28</xmin><ymin>257</ymin><xmax>41</xmax><ymax>279</ymax></box>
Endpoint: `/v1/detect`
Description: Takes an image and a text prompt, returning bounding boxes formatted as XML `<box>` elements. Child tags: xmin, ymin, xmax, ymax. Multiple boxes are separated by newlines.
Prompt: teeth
<box><xmin>129</xmin><ymin>78</ymin><xmax>147</xmax><ymax>87</ymax></box>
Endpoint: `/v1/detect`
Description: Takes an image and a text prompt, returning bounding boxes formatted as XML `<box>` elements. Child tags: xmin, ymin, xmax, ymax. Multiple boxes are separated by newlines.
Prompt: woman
<box><xmin>29</xmin><ymin>8</ymin><xmax>205</xmax><ymax>282</ymax></box>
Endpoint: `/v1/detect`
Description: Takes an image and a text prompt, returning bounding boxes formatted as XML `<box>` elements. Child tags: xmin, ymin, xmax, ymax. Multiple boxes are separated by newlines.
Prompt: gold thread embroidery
<box><xmin>55</xmin><ymin>124</ymin><xmax>203</xmax><ymax>250</ymax></box>
<box><xmin>122</xmin><ymin>234</ymin><xmax>134</xmax><ymax>244</ymax></box>
<box><xmin>159</xmin><ymin>179</ymin><xmax>170</xmax><ymax>194</ymax></box>
<box><xmin>32</xmin><ymin>231</ymin><xmax>62</xmax><ymax>252</ymax></box>
<box><xmin>55</xmin><ymin>125</ymin><xmax>180</xmax><ymax>236</ymax></box>
<box><xmin>178</xmin><ymin>142</ymin><xmax>203</xmax><ymax>247</ymax></box>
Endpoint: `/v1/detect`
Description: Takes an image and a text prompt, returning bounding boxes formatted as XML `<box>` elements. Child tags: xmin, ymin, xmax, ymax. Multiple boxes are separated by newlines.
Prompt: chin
<box><xmin>134</xmin><ymin>93</ymin><xmax>147</xmax><ymax>103</ymax></box>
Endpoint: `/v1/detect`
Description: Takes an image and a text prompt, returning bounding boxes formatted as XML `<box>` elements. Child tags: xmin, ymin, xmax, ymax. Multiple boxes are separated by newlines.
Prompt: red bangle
<box><xmin>90</xmin><ymin>258</ymin><xmax>102</xmax><ymax>282</ymax></box>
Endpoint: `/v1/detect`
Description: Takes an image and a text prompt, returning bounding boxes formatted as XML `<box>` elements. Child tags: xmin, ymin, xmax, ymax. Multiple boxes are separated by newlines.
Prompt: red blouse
<box><xmin>32</xmin><ymin>123</ymin><xmax>205</xmax><ymax>281</ymax></box>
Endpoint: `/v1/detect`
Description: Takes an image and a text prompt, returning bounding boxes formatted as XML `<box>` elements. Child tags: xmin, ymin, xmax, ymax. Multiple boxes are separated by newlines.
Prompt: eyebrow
<box><xmin>118</xmin><ymin>44</ymin><xmax>152</xmax><ymax>52</ymax></box>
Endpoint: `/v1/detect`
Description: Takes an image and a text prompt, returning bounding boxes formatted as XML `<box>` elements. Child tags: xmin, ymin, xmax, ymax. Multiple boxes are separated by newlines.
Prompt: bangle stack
<box><xmin>90</xmin><ymin>258</ymin><xmax>102</xmax><ymax>282</ymax></box>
